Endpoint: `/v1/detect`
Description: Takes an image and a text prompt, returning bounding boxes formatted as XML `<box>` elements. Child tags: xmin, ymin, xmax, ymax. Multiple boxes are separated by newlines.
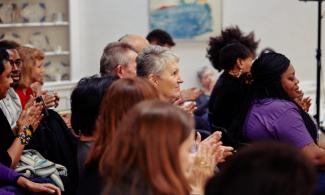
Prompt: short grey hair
<box><xmin>136</xmin><ymin>45</ymin><xmax>179</xmax><ymax>77</ymax></box>
<box><xmin>99</xmin><ymin>42</ymin><xmax>137</xmax><ymax>76</ymax></box>
<box><xmin>197</xmin><ymin>66</ymin><xmax>213</xmax><ymax>80</ymax></box>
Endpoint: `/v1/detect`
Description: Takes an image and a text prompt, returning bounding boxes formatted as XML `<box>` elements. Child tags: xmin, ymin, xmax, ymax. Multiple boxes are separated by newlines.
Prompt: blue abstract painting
<box><xmin>149</xmin><ymin>0</ymin><xmax>222</xmax><ymax>40</ymax></box>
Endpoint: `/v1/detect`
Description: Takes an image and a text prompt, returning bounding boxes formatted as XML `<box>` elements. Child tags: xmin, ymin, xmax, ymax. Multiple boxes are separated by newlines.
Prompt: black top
<box><xmin>77</xmin><ymin>161</ymin><xmax>103</xmax><ymax>195</ymax></box>
<box><xmin>208</xmin><ymin>72</ymin><xmax>247</xmax><ymax>142</ymax></box>
<box><xmin>0</xmin><ymin>109</ymin><xmax>15</xmax><ymax>167</ymax></box>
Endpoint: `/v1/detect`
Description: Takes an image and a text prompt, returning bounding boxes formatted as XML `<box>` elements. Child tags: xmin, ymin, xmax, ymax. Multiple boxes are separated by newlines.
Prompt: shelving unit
<box><xmin>0</xmin><ymin>0</ymin><xmax>71</xmax><ymax>82</ymax></box>
<box><xmin>44</xmin><ymin>51</ymin><xmax>70</xmax><ymax>56</ymax></box>
<box><xmin>0</xmin><ymin>22</ymin><xmax>69</xmax><ymax>28</ymax></box>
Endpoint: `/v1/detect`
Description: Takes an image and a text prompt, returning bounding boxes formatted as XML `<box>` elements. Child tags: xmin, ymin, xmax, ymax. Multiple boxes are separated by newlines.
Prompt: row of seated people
<box><xmin>0</xmin><ymin>41</ymin><xmax>77</xmax><ymax>194</ymax></box>
<box><xmin>0</xmin><ymin>26</ymin><xmax>324</xmax><ymax>195</ymax></box>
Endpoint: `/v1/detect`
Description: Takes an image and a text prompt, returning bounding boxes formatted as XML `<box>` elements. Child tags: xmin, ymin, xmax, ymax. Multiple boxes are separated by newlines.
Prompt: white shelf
<box><xmin>44</xmin><ymin>51</ymin><xmax>70</xmax><ymax>56</ymax></box>
<box><xmin>0</xmin><ymin>22</ymin><xmax>69</xmax><ymax>28</ymax></box>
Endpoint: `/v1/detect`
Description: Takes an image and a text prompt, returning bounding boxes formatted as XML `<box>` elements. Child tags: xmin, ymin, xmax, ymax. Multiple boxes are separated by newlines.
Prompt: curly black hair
<box><xmin>206</xmin><ymin>26</ymin><xmax>259</xmax><ymax>71</ymax></box>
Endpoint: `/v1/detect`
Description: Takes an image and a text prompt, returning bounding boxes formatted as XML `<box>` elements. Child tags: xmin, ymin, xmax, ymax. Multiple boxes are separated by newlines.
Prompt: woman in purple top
<box><xmin>0</xmin><ymin>163</ymin><xmax>61</xmax><ymax>194</ymax></box>
<box><xmin>231</xmin><ymin>52</ymin><xmax>325</xmax><ymax>169</ymax></box>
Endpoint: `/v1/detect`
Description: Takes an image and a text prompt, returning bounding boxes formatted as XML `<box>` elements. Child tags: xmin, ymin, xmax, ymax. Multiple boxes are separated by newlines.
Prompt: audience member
<box><xmin>231</xmin><ymin>52</ymin><xmax>325</xmax><ymax>193</ymax></box>
<box><xmin>16</xmin><ymin>46</ymin><xmax>79</xmax><ymax>193</ymax></box>
<box><xmin>146</xmin><ymin>29</ymin><xmax>175</xmax><ymax>48</ymax></box>
<box><xmin>136</xmin><ymin>45</ymin><xmax>183</xmax><ymax>102</ymax></box>
<box><xmin>0</xmin><ymin>49</ymin><xmax>43</xmax><ymax>168</ymax></box>
<box><xmin>15</xmin><ymin>47</ymin><xmax>45</xmax><ymax>108</ymax></box>
<box><xmin>121</xmin><ymin>33</ymin><xmax>201</xmax><ymax>102</ymax></box>
<box><xmin>70</xmin><ymin>75</ymin><xmax>116</xmax><ymax>174</ymax></box>
<box><xmin>136</xmin><ymin>45</ymin><xmax>233</xmax><ymax>157</ymax></box>
<box><xmin>118</xmin><ymin>34</ymin><xmax>150</xmax><ymax>53</ymax></box>
<box><xmin>195</xmin><ymin>66</ymin><xmax>216</xmax><ymax>117</ymax></box>
<box><xmin>0</xmin><ymin>40</ymin><xmax>22</xmax><ymax>129</ymax></box>
<box><xmin>137</xmin><ymin>45</ymin><xmax>214</xmax><ymax>133</ymax></box>
<box><xmin>77</xmin><ymin>78</ymin><xmax>160</xmax><ymax>195</ymax></box>
<box><xmin>205</xmin><ymin>142</ymin><xmax>316</xmax><ymax>195</ymax></box>
<box><xmin>101</xmin><ymin>100</ymin><xmax>216</xmax><ymax>195</ymax></box>
<box><xmin>99</xmin><ymin>42</ymin><xmax>138</xmax><ymax>78</ymax></box>
<box><xmin>207</xmin><ymin>26</ymin><xmax>259</xmax><ymax>146</ymax></box>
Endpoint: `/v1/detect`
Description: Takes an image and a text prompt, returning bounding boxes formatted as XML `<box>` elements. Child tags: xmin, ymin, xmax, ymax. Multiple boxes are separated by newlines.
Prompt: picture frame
<box><xmin>149</xmin><ymin>0</ymin><xmax>222</xmax><ymax>41</ymax></box>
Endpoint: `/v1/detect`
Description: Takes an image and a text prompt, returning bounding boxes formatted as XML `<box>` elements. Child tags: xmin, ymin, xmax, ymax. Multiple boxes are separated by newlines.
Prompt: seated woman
<box><xmin>207</xmin><ymin>42</ymin><xmax>254</xmax><ymax>146</ymax></box>
<box><xmin>70</xmin><ymin>75</ymin><xmax>116</xmax><ymax>174</ymax></box>
<box><xmin>15</xmin><ymin>46</ymin><xmax>58</xmax><ymax>109</ymax></box>
<box><xmin>136</xmin><ymin>45</ymin><xmax>206</xmax><ymax>131</ymax></box>
<box><xmin>207</xmin><ymin>26</ymin><xmax>259</xmax><ymax>133</ymax></box>
<box><xmin>0</xmin><ymin>49</ymin><xmax>43</xmax><ymax>168</ymax></box>
<box><xmin>101</xmin><ymin>100</ymin><xmax>216</xmax><ymax>195</ymax></box>
<box><xmin>77</xmin><ymin>78</ymin><xmax>160</xmax><ymax>195</ymax></box>
<box><xmin>231</xmin><ymin>52</ymin><xmax>325</xmax><ymax>193</ymax></box>
<box><xmin>16</xmin><ymin>46</ymin><xmax>78</xmax><ymax>193</ymax></box>
<box><xmin>205</xmin><ymin>142</ymin><xmax>316</xmax><ymax>195</ymax></box>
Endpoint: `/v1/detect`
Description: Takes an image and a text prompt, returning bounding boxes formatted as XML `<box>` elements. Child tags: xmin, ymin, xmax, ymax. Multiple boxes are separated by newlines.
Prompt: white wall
<box><xmin>76</xmin><ymin>0</ymin><xmax>324</xmax><ymax>90</ymax></box>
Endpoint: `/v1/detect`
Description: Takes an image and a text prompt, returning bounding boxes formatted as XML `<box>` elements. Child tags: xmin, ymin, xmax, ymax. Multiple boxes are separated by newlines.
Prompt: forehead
<box><xmin>164</xmin><ymin>61</ymin><xmax>179</xmax><ymax>71</ymax></box>
<box><xmin>283</xmin><ymin>64</ymin><xmax>294</xmax><ymax>75</ymax></box>
<box><xmin>6</xmin><ymin>49</ymin><xmax>20</xmax><ymax>59</ymax></box>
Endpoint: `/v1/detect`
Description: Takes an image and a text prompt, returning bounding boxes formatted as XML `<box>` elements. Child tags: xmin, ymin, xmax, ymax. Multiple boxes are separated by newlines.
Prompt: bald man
<box><xmin>118</xmin><ymin>34</ymin><xmax>149</xmax><ymax>53</ymax></box>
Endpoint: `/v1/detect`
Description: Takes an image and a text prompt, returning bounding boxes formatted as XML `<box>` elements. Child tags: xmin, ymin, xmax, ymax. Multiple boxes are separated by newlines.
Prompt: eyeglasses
<box><xmin>9</xmin><ymin>59</ymin><xmax>22</xmax><ymax>66</ymax></box>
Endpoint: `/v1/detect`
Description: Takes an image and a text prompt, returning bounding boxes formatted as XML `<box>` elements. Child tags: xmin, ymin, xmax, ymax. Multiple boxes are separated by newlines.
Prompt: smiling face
<box><xmin>281</xmin><ymin>64</ymin><xmax>300</xmax><ymax>99</ymax></box>
<box><xmin>7</xmin><ymin>49</ymin><xmax>21</xmax><ymax>87</ymax></box>
<box><xmin>0</xmin><ymin>60</ymin><xmax>13</xmax><ymax>99</ymax></box>
<box><xmin>153</xmin><ymin>62</ymin><xmax>184</xmax><ymax>102</ymax></box>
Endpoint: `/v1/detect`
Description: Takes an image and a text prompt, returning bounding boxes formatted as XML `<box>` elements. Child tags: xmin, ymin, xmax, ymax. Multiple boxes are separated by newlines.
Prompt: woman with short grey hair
<box><xmin>136</xmin><ymin>45</ymin><xmax>183</xmax><ymax>102</ymax></box>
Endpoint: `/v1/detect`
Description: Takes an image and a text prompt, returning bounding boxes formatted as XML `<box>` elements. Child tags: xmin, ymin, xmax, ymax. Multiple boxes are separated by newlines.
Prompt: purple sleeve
<box><xmin>0</xmin><ymin>189</ymin><xmax>15</xmax><ymax>195</ymax></box>
<box><xmin>0</xmin><ymin>163</ymin><xmax>21</xmax><ymax>184</ymax></box>
<box><xmin>273</xmin><ymin>107</ymin><xmax>314</xmax><ymax>149</ymax></box>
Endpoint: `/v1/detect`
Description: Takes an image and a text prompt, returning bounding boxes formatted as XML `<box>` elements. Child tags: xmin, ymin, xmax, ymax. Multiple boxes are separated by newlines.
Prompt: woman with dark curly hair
<box><xmin>206</xmin><ymin>26</ymin><xmax>259</xmax><ymax>147</ymax></box>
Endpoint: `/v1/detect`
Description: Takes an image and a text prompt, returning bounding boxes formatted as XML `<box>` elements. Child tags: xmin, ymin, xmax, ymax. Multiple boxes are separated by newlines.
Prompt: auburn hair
<box><xmin>101</xmin><ymin>100</ymin><xmax>192</xmax><ymax>195</ymax></box>
<box><xmin>86</xmin><ymin>78</ymin><xmax>160</xmax><ymax>165</ymax></box>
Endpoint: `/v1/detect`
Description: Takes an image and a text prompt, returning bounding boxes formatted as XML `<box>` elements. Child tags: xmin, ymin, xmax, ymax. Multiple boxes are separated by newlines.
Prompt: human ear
<box><xmin>148</xmin><ymin>74</ymin><xmax>159</xmax><ymax>86</ymax></box>
<box><xmin>114</xmin><ymin>65</ymin><xmax>124</xmax><ymax>78</ymax></box>
<box><xmin>236</xmin><ymin>58</ymin><xmax>244</xmax><ymax>69</ymax></box>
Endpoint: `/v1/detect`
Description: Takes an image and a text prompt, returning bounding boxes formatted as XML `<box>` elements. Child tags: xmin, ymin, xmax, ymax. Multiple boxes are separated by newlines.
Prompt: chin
<box><xmin>290</xmin><ymin>93</ymin><xmax>301</xmax><ymax>99</ymax></box>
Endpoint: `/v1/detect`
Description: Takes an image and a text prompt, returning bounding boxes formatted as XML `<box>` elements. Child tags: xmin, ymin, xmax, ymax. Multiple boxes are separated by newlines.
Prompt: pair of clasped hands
<box><xmin>16</xmin><ymin>89</ymin><xmax>59</xmax><ymax>134</ymax></box>
<box><xmin>187</xmin><ymin>131</ymin><xmax>234</xmax><ymax>195</ymax></box>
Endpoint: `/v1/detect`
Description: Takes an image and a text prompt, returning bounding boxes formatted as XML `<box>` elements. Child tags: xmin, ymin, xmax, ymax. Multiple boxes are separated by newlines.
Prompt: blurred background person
<box><xmin>205</xmin><ymin>142</ymin><xmax>316</xmax><ymax>195</ymax></box>
<box><xmin>146</xmin><ymin>29</ymin><xmax>176</xmax><ymax>48</ymax></box>
<box><xmin>194</xmin><ymin>66</ymin><xmax>217</xmax><ymax>123</ymax></box>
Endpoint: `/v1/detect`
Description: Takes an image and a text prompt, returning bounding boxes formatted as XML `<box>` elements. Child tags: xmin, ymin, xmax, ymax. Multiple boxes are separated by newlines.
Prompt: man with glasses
<box><xmin>0</xmin><ymin>40</ymin><xmax>22</xmax><ymax>128</ymax></box>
